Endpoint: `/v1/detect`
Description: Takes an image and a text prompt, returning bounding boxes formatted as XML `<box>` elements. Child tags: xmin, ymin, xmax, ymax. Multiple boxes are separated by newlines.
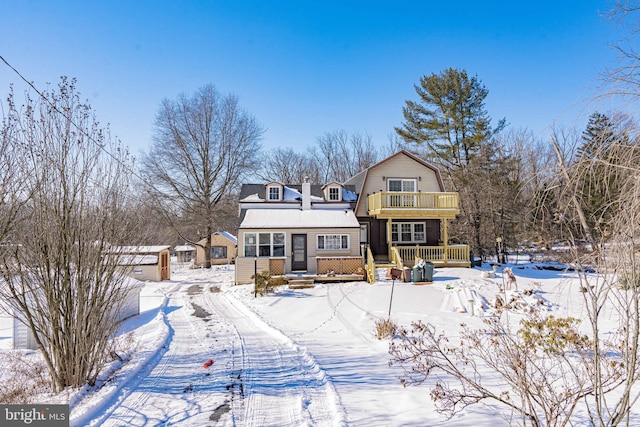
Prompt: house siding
<box><xmin>355</xmin><ymin>155</ymin><xmax>442</xmax><ymax>217</ymax></box>
<box><xmin>196</xmin><ymin>233</ymin><xmax>237</xmax><ymax>266</ymax></box>
<box><xmin>235</xmin><ymin>227</ymin><xmax>360</xmax><ymax>284</ymax></box>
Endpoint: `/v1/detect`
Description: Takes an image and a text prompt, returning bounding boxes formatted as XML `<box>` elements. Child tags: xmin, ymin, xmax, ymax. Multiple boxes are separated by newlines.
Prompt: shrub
<box><xmin>251</xmin><ymin>271</ymin><xmax>288</xmax><ymax>296</ymax></box>
<box><xmin>617</xmin><ymin>273</ymin><xmax>640</xmax><ymax>289</ymax></box>
<box><xmin>374</xmin><ymin>317</ymin><xmax>397</xmax><ymax>340</ymax></box>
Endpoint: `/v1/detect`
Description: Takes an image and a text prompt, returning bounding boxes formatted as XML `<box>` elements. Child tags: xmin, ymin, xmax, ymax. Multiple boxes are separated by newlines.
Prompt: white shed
<box><xmin>13</xmin><ymin>276</ymin><xmax>144</xmax><ymax>350</ymax></box>
<box><xmin>174</xmin><ymin>245</ymin><xmax>196</xmax><ymax>263</ymax></box>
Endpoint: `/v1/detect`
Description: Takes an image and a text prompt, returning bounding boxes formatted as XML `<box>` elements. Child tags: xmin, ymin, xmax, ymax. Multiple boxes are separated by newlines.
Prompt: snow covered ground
<box><xmin>0</xmin><ymin>262</ymin><xmax>636</xmax><ymax>426</ymax></box>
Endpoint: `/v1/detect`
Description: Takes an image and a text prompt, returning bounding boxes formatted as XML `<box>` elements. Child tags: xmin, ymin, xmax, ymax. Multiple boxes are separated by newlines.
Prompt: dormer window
<box><xmin>328</xmin><ymin>186</ymin><xmax>341</xmax><ymax>201</ymax></box>
<box><xmin>267</xmin><ymin>185</ymin><xmax>281</xmax><ymax>201</ymax></box>
<box><xmin>322</xmin><ymin>182</ymin><xmax>343</xmax><ymax>202</ymax></box>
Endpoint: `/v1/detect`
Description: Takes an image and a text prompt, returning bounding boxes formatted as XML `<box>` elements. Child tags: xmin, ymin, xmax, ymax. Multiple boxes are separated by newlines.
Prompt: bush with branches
<box><xmin>389</xmin><ymin>312</ymin><xmax>626</xmax><ymax>427</ymax></box>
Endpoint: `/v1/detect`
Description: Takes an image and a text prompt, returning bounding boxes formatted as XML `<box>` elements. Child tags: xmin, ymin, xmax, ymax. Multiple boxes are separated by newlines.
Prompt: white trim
<box><xmin>267</xmin><ymin>185</ymin><xmax>282</xmax><ymax>201</ymax></box>
<box><xmin>327</xmin><ymin>186</ymin><xmax>342</xmax><ymax>201</ymax></box>
<box><xmin>317</xmin><ymin>234</ymin><xmax>350</xmax><ymax>250</ymax></box>
<box><xmin>391</xmin><ymin>222</ymin><xmax>426</xmax><ymax>244</ymax></box>
<box><xmin>243</xmin><ymin>232</ymin><xmax>286</xmax><ymax>257</ymax></box>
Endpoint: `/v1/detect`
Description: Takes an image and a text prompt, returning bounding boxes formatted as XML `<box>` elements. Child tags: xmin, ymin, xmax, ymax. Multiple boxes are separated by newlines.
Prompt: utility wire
<box><xmin>0</xmin><ymin>54</ymin><xmax>182</xmax><ymax>210</ymax></box>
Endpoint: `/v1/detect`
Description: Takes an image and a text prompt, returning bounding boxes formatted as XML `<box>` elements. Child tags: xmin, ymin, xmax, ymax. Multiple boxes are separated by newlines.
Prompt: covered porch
<box><xmin>364</xmin><ymin>191</ymin><xmax>471</xmax><ymax>283</ymax></box>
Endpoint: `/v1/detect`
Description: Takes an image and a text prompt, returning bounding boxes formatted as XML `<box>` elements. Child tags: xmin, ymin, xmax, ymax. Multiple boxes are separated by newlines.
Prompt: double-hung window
<box><xmin>391</xmin><ymin>222</ymin><xmax>426</xmax><ymax>244</ymax></box>
<box><xmin>328</xmin><ymin>186</ymin><xmax>341</xmax><ymax>201</ymax></box>
<box><xmin>387</xmin><ymin>178</ymin><xmax>417</xmax><ymax>207</ymax></box>
<box><xmin>267</xmin><ymin>186</ymin><xmax>281</xmax><ymax>201</ymax></box>
<box><xmin>244</xmin><ymin>232</ymin><xmax>285</xmax><ymax>257</ymax></box>
<box><xmin>317</xmin><ymin>234</ymin><xmax>349</xmax><ymax>250</ymax></box>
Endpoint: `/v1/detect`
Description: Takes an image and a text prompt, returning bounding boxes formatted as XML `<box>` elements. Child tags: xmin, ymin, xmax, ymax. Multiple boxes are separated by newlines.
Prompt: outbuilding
<box><xmin>13</xmin><ymin>276</ymin><xmax>144</xmax><ymax>350</ymax></box>
<box><xmin>196</xmin><ymin>232</ymin><xmax>237</xmax><ymax>266</ymax></box>
<box><xmin>174</xmin><ymin>245</ymin><xmax>196</xmax><ymax>263</ymax></box>
<box><xmin>115</xmin><ymin>245</ymin><xmax>171</xmax><ymax>281</ymax></box>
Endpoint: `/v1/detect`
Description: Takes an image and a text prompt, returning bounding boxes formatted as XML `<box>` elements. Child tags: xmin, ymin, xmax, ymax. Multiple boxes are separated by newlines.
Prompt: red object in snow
<box><xmin>203</xmin><ymin>359</ymin><xmax>214</xmax><ymax>368</ymax></box>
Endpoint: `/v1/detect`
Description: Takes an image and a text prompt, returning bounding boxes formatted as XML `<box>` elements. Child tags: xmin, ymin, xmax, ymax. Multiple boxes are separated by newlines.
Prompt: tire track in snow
<box><xmin>97</xmin><ymin>286</ymin><xmax>225</xmax><ymax>427</ymax></box>
<box><xmin>205</xmin><ymin>292</ymin><xmax>347</xmax><ymax>427</ymax></box>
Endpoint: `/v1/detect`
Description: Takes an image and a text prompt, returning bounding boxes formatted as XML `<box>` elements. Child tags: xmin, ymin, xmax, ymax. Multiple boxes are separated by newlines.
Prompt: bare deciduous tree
<box><xmin>0</xmin><ymin>77</ymin><xmax>140</xmax><ymax>391</ymax></box>
<box><xmin>0</xmin><ymin>88</ymin><xmax>29</xmax><ymax>246</ymax></box>
<box><xmin>390</xmin><ymin>127</ymin><xmax>640</xmax><ymax>426</ymax></box>
<box><xmin>141</xmin><ymin>84</ymin><xmax>264</xmax><ymax>267</ymax></box>
<box><xmin>258</xmin><ymin>147</ymin><xmax>320</xmax><ymax>183</ymax></box>
<box><xmin>308</xmin><ymin>129</ymin><xmax>380</xmax><ymax>183</ymax></box>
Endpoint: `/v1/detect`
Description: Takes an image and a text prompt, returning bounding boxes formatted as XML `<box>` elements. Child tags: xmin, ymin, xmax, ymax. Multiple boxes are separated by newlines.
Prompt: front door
<box><xmin>291</xmin><ymin>234</ymin><xmax>307</xmax><ymax>271</ymax></box>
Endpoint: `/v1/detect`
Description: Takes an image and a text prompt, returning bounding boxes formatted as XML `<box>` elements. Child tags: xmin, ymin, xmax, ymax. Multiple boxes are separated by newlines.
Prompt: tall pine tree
<box><xmin>396</xmin><ymin>68</ymin><xmax>516</xmax><ymax>256</ymax></box>
<box><xmin>575</xmin><ymin>112</ymin><xmax>625</xmax><ymax>240</ymax></box>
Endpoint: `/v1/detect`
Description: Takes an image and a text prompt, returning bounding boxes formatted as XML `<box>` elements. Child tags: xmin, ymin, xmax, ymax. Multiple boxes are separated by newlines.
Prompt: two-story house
<box><xmin>234</xmin><ymin>150</ymin><xmax>470</xmax><ymax>285</ymax></box>
<box><xmin>345</xmin><ymin>150</ymin><xmax>470</xmax><ymax>281</ymax></box>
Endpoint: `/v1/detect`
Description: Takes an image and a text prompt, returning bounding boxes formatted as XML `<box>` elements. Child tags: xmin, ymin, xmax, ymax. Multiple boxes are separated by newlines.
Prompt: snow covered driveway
<box><xmin>204</xmin><ymin>293</ymin><xmax>346</xmax><ymax>426</ymax></box>
<box><xmin>72</xmin><ymin>270</ymin><xmax>346</xmax><ymax>426</ymax></box>
<box><xmin>97</xmin><ymin>285</ymin><xmax>235</xmax><ymax>427</ymax></box>
<box><xmin>69</xmin><ymin>266</ymin><xmax>540</xmax><ymax>426</ymax></box>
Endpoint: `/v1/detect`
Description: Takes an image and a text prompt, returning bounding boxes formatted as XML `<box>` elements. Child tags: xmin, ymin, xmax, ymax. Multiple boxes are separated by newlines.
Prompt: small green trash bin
<box><xmin>411</xmin><ymin>265</ymin><xmax>422</xmax><ymax>282</ymax></box>
<box><xmin>422</xmin><ymin>261</ymin><xmax>434</xmax><ymax>282</ymax></box>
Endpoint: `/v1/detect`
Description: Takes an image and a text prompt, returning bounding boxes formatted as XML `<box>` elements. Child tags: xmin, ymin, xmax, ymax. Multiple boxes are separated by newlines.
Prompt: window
<box><xmin>391</xmin><ymin>222</ymin><xmax>426</xmax><ymax>244</ymax></box>
<box><xmin>387</xmin><ymin>178</ymin><xmax>416</xmax><ymax>192</ymax></box>
<box><xmin>317</xmin><ymin>234</ymin><xmax>349</xmax><ymax>250</ymax></box>
<box><xmin>211</xmin><ymin>246</ymin><xmax>227</xmax><ymax>259</ymax></box>
<box><xmin>267</xmin><ymin>186</ymin><xmax>281</xmax><ymax>201</ymax></box>
<box><xmin>387</xmin><ymin>178</ymin><xmax>417</xmax><ymax>207</ymax></box>
<box><xmin>328</xmin><ymin>186</ymin><xmax>341</xmax><ymax>201</ymax></box>
<box><xmin>244</xmin><ymin>232</ymin><xmax>285</xmax><ymax>257</ymax></box>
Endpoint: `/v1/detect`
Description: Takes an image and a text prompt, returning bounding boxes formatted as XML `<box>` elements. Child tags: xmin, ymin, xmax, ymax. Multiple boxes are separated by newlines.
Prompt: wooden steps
<box><xmin>288</xmin><ymin>278</ymin><xmax>315</xmax><ymax>289</ymax></box>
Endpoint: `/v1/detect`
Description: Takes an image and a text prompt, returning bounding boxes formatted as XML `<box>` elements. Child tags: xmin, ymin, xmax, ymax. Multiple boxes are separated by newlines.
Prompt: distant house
<box><xmin>195</xmin><ymin>232</ymin><xmax>237</xmax><ymax>266</ymax></box>
<box><xmin>234</xmin><ymin>178</ymin><xmax>362</xmax><ymax>285</ymax></box>
<box><xmin>13</xmin><ymin>276</ymin><xmax>144</xmax><ymax>350</ymax></box>
<box><xmin>174</xmin><ymin>245</ymin><xmax>196</xmax><ymax>263</ymax></box>
<box><xmin>114</xmin><ymin>245</ymin><xmax>171</xmax><ymax>281</ymax></box>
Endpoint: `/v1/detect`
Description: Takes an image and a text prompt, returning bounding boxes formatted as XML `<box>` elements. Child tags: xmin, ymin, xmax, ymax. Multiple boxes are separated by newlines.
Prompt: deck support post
<box><xmin>443</xmin><ymin>220</ymin><xmax>449</xmax><ymax>264</ymax></box>
<box><xmin>387</xmin><ymin>218</ymin><xmax>393</xmax><ymax>262</ymax></box>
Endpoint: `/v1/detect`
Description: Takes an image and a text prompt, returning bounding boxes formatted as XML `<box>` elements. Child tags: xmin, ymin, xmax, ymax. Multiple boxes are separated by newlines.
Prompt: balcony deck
<box><xmin>367</xmin><ymin>192</ymin><xmax>460</xmax><ymax>219</ymax></box>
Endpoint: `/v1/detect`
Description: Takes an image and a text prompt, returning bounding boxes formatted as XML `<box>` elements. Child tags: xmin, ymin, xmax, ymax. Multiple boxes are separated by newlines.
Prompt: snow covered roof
<box><xmin>283</xmin><ymin>186</ymin><xmax>324</xmax><ymax>202</ymax></box>
<box><xmin>118</xmin><ymin>254</ymin><xmax>159</xmax><ymax>265</ymax></box>
<box><xmin>174</xmin><ymin>245</ymin><xmax>196</xmax><ymax>252</ymax></box>
<box><xmin>239</xmin><ymin>183</ymin><xmax>358</xmax><ymax>203</ymax></box>
<box><xmin>215</xmin><ymin>231</ymin><xmax>237</xmax><ymax>244</ymax></box>
<box><xmin>122</xmin><ymin>276</ymin><xmax>145</xmax><ymax>290</ymax></box>
<box><xmin>239</xmin><ymin>208</ymin><xmax>360</xmax><ymax>229</ymax></box>
<box><xmin>240</xmin><ymin>193</ymin><xmax>264</xmax><ymax>202</ymax></box>
<box><xmin>112</xmin><ymin>245</ymin><xmax>171</xmax><ymax>254</ymax></box>
<box><xmin>342</xmin><ymin>188</ymin><xmax>357</xmax><ymax>202</ymax></box>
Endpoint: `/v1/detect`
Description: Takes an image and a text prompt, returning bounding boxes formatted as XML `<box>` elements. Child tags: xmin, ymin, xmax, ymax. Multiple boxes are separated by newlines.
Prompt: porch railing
<box><xmin>395</xmin><ymin>245</ymin><xmax>470</xmax><ymax>265</ymax></box>
<box><xmin>368</xmin><ymin>192</ymin><xmax>459</xmax><ymax>211</ymax></box>
<box><xmin>366</xmin><ymin>247</ymin><xmax>376</xmax><ymax>284</ymax></box>
<box><xmin>389</xmin><ymin>247</ymin><xmax>404</xmax><ymax>270</ymax></box>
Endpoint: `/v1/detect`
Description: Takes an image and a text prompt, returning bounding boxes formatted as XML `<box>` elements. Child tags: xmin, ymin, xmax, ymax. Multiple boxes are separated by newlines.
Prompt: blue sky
<box><xmin>0</xmin><ymin>1</ymin><xmax>620</xmax><ymax>155</ymax></box>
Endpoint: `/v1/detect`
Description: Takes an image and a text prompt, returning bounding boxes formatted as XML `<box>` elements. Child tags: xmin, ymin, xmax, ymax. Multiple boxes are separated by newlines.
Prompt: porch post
<box><xmin>387</xmin><ymin>218</ymin><xmax>393</xmax><ymax>262</ymax></box>
<box><xmin>442</xmin><ymin>219</ymin><xmax>449</xmax><ymax>263</ymax></box>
